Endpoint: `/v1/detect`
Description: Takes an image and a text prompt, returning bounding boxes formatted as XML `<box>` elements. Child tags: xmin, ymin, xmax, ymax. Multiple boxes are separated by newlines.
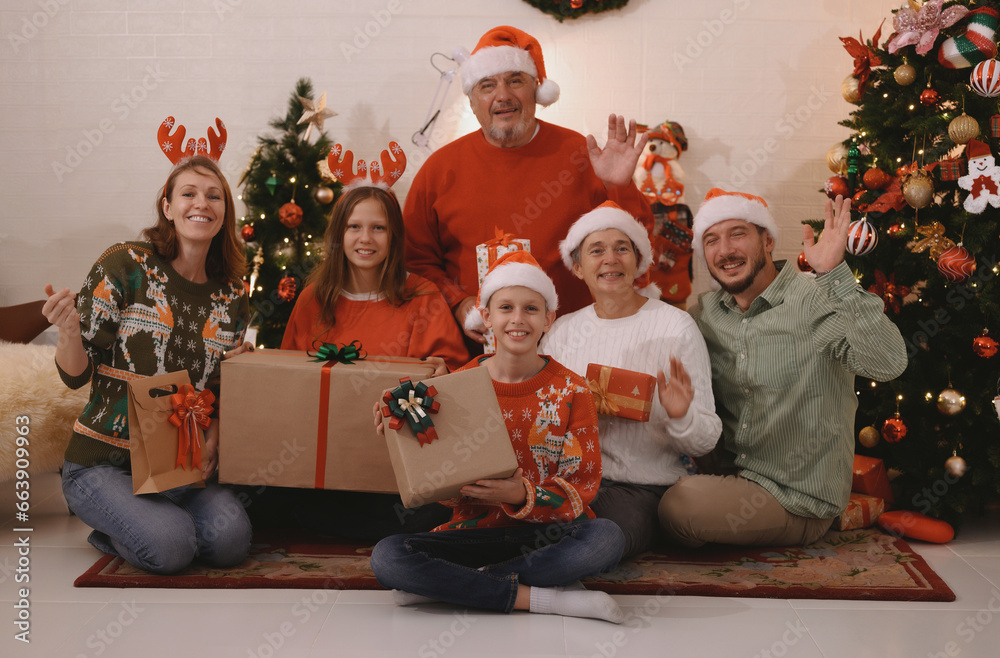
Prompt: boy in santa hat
<box><xmin>659</xmin><ymin>190</ymin><xmax>907</xmax><ymax>547</ymax></box>
<box><xmin>404</xmin><ymin>25</ymin><xmax>653</xmax><ymax>349</ymax></box>
<box><xmin>371</xmin><ymin>250</ymin><xmax>626</xmax><ymax>624</ymax></box>
<box><xmin>541</xmin><ymin>201</ymin><xmax>721</xmax><ymax>560</ymax></box>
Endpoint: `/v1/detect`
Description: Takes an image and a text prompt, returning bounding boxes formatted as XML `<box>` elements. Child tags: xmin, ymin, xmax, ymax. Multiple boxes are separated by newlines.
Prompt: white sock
<box><xmin>528</xmin><ymin>586</ymin><xmax>624</xmax><ymax>624</ymax></box>
<box><xmin>554</xmin><ymin>581</ymin><xmax>587</xmax><ymax>592</ymax></box>
<box><xmin>392</xmin><ymin>590</ymin><xmax>437</xmax><ymax>606</ymax></box>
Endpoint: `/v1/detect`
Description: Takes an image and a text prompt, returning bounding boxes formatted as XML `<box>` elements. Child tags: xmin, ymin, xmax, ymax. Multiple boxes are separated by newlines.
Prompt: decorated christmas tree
<box><xmin>239</xmin><ymin>78</ymin><xmax>341</xmax><ymax>348</ymax></box>
<box><xmin>825</xmin><ymin>0</ymin><xmax>1000</xmax><ymax>527</ymax></box>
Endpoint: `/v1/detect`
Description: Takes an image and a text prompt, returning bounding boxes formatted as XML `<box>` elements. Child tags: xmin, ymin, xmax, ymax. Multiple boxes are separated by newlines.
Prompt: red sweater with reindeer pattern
<box><xmin>56</xmin><ymin>241</ymin><xmax>249</xmax><ymax>468</ymax></box>
<box><xmin>434</xmin><ymin>355</ymin><xmax>602</xmax><ymax>532</ymax></box>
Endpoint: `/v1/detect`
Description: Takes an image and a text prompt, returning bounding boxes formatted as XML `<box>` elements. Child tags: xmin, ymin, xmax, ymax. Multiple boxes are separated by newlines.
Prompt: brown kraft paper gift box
<box><xmin>219</xmin><ymin>350</ymin><xmax>434</xmax><ymax>492</ymax></box>
<box><xmin>380</xmin><ymin>366</ymin><xmax>518</xmax><ymax>508</ymax></box>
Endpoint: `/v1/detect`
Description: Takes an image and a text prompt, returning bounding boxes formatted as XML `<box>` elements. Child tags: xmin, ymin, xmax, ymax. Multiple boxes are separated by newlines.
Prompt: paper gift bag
<box><xmin>381</xmin><ymin>366</ymin><xmax>518</xmax><ymax>508</ymax></box>
<box><xmin>219</xmin><ymin>350</ymin><xmax>435</xmax><ymax>491</ymax></box>
<box><xmin>851</xmin><ymin>454</ymin><xmax>894</xmax><ymax>505</ymax></box>
<box><xmin>585</xmin><ymin>363</ymin><xmax>656</xmax><ymax>422</ymax></box>
<box><xmin>128</xmin><ymin>370</ymin><xmax>208</xmax><ymax>494</ymax></box>
<box><xmin>475</xmin><ymin>228</ymin><xmax>530</xmax><ymax>354</ymax></box>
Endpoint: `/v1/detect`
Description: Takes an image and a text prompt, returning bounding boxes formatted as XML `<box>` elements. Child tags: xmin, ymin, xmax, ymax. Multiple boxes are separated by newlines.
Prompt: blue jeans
<box><xmin>62</xmin><ymin>461</ymin><xmax>252</xmax><ymax>575</ymax></box>
<box><xmin>370</xmin><ymin>518</ymin><xmax>625</xmax><ymax>613</ymax></box>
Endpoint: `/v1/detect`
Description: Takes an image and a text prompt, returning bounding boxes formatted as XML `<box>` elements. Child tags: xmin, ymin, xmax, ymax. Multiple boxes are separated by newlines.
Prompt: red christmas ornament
<box><xmin>887</xmin><ymin>223</ymin><xmax>903</xmax><ymax>237</ymax></box>
<box><xmin>825</xmin><ymin>175</ymin><xmax>850</xmax><ymax>200</ymax></box>
<box><xmin>241</xmin><ymin>224</ymin><xmax>256</xmax><ymax>242</ymax></box>
<box><xmin>846</xmin><ymin>218</ymin><xmax>878</xmax><ymax>256</ymax></box>
<box><xmin>920</xmin><ymin>86</ymin><xmax>940</xmax><ymax>106</ymax></box>
<box><xmin>852</xmin><ymin>189</ymin><xmax>869</xmax><ymax>212</ymax></box>
<box><xmin>882</xmin><ymin>415</ymin><xmax>908</xmax><ymax>443</ymax></box>
<box><xmin>278</xmin><ymin>201</ymin><xmax>303</xmax><ymax>229</ymax></box>
<box><xmin>937</xmin><ymin>244</ymin><xmax>976</xmax><ymax>282</ymax></box>
<box><xmin>277</xmin><ymin>275</ymin><xmax>297</xmax><ymax>302</ymax></box>
<box><xmin>863</xmin><ymin>168</ymin><xmax>892</xmax><ymax>190</ymax></box>
<box><xmin>974</xmin><ymin>331</ymin><xmax>999</xmax><ymax>358</ymax></box>
<box><xmin>797</xmin><ymin>252</ymin><xmax>814</xmax><ymax>273</ymax></box>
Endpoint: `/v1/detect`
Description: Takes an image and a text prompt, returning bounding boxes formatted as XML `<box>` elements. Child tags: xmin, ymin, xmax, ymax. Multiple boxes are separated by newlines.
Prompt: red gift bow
<box><xmin>168</xmin><ymin>384</ymin><xmax>215</xmax><ymax>470</ymax></box>
<box><xmin>492</xmin><ymin>226</ymin><xmax>514</xmax><ymax>248</ymax></box>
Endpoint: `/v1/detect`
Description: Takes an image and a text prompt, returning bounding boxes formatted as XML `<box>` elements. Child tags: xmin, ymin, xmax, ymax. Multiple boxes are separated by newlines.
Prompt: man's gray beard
<box><xmin>487</xmin><ymin>119</ymin><xmax>530</xmax><ymax>147</ymax></box>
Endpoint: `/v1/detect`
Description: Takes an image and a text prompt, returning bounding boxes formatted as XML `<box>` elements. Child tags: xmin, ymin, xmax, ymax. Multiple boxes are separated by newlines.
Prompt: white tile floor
<box><xmin>3</xmin><ymin>473</ymin><xmax>1000</xmax><ymax>658</ymax></box>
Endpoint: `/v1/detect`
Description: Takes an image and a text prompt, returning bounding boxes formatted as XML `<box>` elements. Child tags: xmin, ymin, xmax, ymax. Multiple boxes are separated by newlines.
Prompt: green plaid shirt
<box><xmin>691</xmin><ymin>260</ymin><xmax>907</xmax><ymax>519</ymax></box>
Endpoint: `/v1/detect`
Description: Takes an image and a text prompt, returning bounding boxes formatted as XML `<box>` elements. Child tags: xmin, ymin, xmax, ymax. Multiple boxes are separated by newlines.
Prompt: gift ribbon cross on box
<box><xmin>382</xmin><ymin>377</ymin><xmax>441</xmax><ymax>446</ymax></box>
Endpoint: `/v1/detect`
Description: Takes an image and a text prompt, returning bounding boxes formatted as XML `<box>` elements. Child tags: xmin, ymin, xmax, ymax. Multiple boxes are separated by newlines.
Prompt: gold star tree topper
<box><xmin>297</xmin><ymin>92</ymin><xmax>337</xmax><ymax>140</ymax></box>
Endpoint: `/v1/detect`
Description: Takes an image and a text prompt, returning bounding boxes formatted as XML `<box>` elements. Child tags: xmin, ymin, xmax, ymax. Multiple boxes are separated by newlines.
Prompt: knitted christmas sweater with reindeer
<box><xmin>57</xmin><ymin>242</ymin><xmax>249</xmax><ymax>468</ymax></box>
<box><xmin>434</xmin><ymin>355</ymin><xmax>602</xmax><ymax>532</ymax></box>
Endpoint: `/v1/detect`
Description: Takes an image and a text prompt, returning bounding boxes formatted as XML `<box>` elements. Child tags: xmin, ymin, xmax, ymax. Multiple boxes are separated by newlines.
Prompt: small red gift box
<box><xmin>851</xmin><ymin>454</ymin><xmax>894</xmax><ymax>505</ymax></box>
<box><xmin>834</xmin><ymin>492</ymin><xmax>885</xmax><ymax>531</ymax></box>
<box><xmin>938</xmin><ymin>158</ymin><xmax>966</xmax><ymax>182</ymax></box>
<box><xmin>585</xmin><ymin>363</ymin><xmax>656</xmax><ymax>422</ymax></box>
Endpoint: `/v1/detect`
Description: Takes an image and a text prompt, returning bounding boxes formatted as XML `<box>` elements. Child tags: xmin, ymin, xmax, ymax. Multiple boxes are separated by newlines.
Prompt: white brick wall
<box><xmin>0</xmin><ymin>0</ymin><xmax>893</xmax><ymax>306</ymax></box>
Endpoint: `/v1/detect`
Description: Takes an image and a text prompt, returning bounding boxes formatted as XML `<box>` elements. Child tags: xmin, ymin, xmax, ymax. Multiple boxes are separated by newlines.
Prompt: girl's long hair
<box><xmin>307</xmin><ymin>185</ymin><xmax>413</xmax><ymax>329</ymax></box>
<box><xmin>145</xmin><ymin>155</ymin><xmax>246</xmax><ymax>283</ymax></box>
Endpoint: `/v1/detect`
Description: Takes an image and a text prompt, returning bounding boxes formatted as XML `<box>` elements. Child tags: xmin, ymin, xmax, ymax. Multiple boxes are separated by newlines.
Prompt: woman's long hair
<box><xmin>145</xmin><ymin>155</ymin><xmax>246</xmax><ymax>283</ymax></box>
<box><xmin>307</xmin><ymin>186</ymin><xmax>413</xmax><ymax>329</ymax></box>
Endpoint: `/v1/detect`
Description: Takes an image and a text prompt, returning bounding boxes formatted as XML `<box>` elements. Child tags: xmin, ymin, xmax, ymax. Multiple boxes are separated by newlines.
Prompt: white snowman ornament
<box><xmin>957</xmin><ymin>138</ymin><xmax>1000</xmax><ymax>213</ymax></box>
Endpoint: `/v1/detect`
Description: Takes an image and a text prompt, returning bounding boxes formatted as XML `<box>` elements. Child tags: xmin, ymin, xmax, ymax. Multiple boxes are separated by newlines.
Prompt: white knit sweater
<box><xmin>541</xmin><ymin>299</ymin><xmax>721</xmax><ymax>486</ymax></box>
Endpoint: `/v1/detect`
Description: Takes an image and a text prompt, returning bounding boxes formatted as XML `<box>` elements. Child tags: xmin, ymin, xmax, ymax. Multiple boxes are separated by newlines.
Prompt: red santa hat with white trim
<box><xmin>691</xmin><ymin>188</ymin><xmax>779</xmax><ymax>260</ymax></box>
<box><xmin>459</xmin><ymin>25</ymin><xmax>560</xmax><ymax>107</ymax></box>
<box><xmin>558</xmin><ymin>201</ymin><xmax>653</xmax><ymax>275</ymax></box>
<box><xmin>966</xmin><ymin>138</ymin><xmax>992</xmax><ymax>161</ymax></box>
<box><xmin>463</xmin><ymin>250</ymin><xmax>558</xmax><ymax>334</ymax></box>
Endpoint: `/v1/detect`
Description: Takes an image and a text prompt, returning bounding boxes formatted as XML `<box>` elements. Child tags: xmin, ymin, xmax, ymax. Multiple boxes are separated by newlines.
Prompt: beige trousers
<box><xmin>658</xmin><ymin>474</ymin><xmax>834</xmax><ymax>548</ymax></box>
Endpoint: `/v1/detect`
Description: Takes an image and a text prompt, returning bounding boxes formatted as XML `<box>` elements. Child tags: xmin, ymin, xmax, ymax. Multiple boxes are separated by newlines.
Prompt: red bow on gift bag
<box><xmin>168</xmin><ymin>385</ymin><xmax>215</xmax><ymax>470</ymax></box>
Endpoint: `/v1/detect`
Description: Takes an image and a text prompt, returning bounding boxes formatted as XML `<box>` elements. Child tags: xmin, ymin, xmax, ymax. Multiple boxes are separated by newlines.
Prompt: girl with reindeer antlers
<box><xmin>277</xmin><ymin>141</ymin><xmax>469</xmax><ymax>541</ymax></box>
<box><xmin>42</xmin><ymin>117</ymin><xmax>255</xmax><ymax>575</ymax></box>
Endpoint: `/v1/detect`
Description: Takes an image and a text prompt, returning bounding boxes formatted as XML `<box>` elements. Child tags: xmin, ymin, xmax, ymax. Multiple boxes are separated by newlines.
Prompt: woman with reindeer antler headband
<box><xmin>41</xmin><ymin>117</ymin><xmax>254</xmax><ymax>575</ymax></box>
<box><xmin>277</xmin><ymin>141</ymin><xmax>468</xmax><ymax>541</ymax></box>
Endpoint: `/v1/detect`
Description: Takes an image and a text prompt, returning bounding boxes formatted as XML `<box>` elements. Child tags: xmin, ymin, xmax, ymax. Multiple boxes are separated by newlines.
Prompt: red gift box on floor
<box><xmin>585</xmin><ymin>363</ymin><xmax>656</xmax><ymax>422</ymax></box>
<box><xmin>852</xmin><ymin>454</ymin><xmax>894</xmax><ymax>505</ymax></box>
<box><xmin>834</xmin><ymin>492</ymin><xmax>885</xmax><ymax>531</ymax></box>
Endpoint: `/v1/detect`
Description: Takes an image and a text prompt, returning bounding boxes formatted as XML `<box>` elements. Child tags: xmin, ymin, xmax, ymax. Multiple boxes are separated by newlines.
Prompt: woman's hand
<box><xmin>224</xmin><ymin>341</ymin><xmax>255</xmax><ymax>359</ymax></box>
<box><xmin>43</xmin><ymin>283</ymin><xmax>88</xmax><ymax>377</ymax></box>
<box><xmin>373</xmin><ymin>400</ymin><xmax>385</xmax><ymax>438</ymax></box>
<box><xmin>657</xmin><ymin>357</ymin><xmax>694</xmax><ymax>420</ymax></box>
<box><xmin>202</xmin><ymin>418</ymin><xmax>220</xmax><ymax>481</ymax></box>
<box><xmin>460</xmin><ymin>468</ymin><xmax>527</xmax><ymax>506</ymax></box>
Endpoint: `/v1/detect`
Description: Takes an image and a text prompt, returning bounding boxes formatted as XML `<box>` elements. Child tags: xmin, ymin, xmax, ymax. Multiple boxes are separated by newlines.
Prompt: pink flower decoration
<box><xmin>887</xmin><ymin>0</ymin><xmax>969</xmax><ymax>55</ymax></box>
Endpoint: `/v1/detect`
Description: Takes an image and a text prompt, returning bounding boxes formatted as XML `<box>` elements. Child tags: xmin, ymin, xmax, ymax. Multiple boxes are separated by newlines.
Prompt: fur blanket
<box><xmin>0</xmin><ymin>341</ymin><xmax>88</xmax><ymax>482</ymax></box>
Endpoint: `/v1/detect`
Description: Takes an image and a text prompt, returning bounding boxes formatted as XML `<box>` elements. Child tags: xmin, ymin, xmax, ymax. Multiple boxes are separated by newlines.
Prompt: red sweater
<box><xmin>435</xmin><ymin>356</ymin><xmax>602</xmax><ymax>531</ymax></box>
<box><xmin>404</xmin><ymin>120</ymin><xmax>653</xmax><ymax>316</ymax></box>
<box><xmin>280</xmin><ymin>273</ymin><xmax>469</xmax><ymax>370</ymax></box>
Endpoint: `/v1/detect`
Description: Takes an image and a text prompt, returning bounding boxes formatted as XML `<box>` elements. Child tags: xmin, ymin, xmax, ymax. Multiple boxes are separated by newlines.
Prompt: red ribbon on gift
<box><xmin>484</xmin><ymin>226</ymin><xmax>527</xmax><ymax>264</ymax></box>
<box><xmin>168</xmin><ymin>384</ymin><xmax>215</xmax><ymax>470</ymax></box>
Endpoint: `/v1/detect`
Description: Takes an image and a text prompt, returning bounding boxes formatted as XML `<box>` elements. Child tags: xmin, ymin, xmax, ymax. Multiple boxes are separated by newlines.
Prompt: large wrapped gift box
<box><xmin>851</xmin><ymin>454</ymin><xmax>894</xmax><ymax>505</ymax></box>
<box><xmin>219</xmin><ymin>350</ymin><xmax>434</xmax><ymax>491</ymax></box>
<box><xmin>475</xmin><ymin>229</ymin><xmax>530</xmax><ymax>354</ymax></box>
<box><xmin>380</xmin><ymin>366</ymin><xmax>518</xmax><ymax>508</ymax></box>
<box><xmin>833</xmin><ymin>492</ymin><xmax>886</xmax><ymax>531</ymax></box>
<box><xmin>585</xmin><ymin>363</ymin><xmax>656</xmax><ymax>422</ymax></box>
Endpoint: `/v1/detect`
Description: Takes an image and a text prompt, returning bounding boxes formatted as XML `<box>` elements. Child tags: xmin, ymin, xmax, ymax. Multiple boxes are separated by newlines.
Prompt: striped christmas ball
<box><xmin>846</xmin><ymin>218</ymin><xmax>878</xmax><ymax>256</ymax></box>
<box><xmin>971</xmin><ymin>59</ymin><xmax>1000</xmax><ymax>97</ymax></box>
<box><xmin>937</xmin><ymin>244</ymin><xmax>976</xmax><ymax>282</ymax></box>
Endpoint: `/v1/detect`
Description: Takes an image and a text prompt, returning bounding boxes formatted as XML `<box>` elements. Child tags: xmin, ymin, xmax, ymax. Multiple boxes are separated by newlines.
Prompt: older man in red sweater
<box><xmin>404</xmin><ymin>25</ymin><xmax>653</xmax><ymax>346</ymax></box>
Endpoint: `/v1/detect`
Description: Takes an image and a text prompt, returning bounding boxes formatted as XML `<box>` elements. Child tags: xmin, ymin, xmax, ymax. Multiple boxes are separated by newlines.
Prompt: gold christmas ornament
<box><xmin>948</xmin><ymin>113</ymin><xmax>980</xmax><ymax>144</ymax></box>
<box><xmin>936</xmin><ymin>388</ymin><xmax>966</xmax><ymax>415</ymax></box>
<box><xmin>827</xmin><ymin>143</ymin><xmax>848</xmax><ymax>174</ymax></box>
<box><xmin>945</xmin><ymin>452</ymin><xmax>967</xmax><ymax>478</ymax></box>
<box><xmin>842</xmin><ymin>74</ymin><xmax>861</xmax><ymax>103</ymax></box>
<box><xmin>902</xmin><ymin>170</ymin><xmax>934</xmax><ymax>209</ymax></box>
<box><xmin>894</xmin><ymin>63</ymin><xmax>917</xmax><ymax>86</ymax></box>
<box><xmin>910</xmin><ymin>221</ymin><xmax>956</xmax><ymax>259</ymax></box>
<box><xmin>859</xmin><ymin>425</ymin><xmax>881</xmax><ymax>448</ymax></box>
<box><xmin>314</xmin><ymin>186</ymin><xmax>334</xmax><ymax>204</ymax></box>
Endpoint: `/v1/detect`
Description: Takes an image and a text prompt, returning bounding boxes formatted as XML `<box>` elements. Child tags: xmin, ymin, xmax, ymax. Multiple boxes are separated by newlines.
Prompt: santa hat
<box><xmin>558</xmin><ymin>201</ymin><xmax>653</xmax><ymax>275</ymax></box>
<box><xmin>460</xmin><ymin>25</ymin><xmax>560</xmax><ymax>107</ymax></box>
<box><xmin>463</xmin><ymin>250</ymin><xmax>558</xmax><ymax>334</ymax></box>
<box><xmin>966</xmin><ymin>138</ymin><xmax>992</xmax><ymax>160</ymax></box>
<box><xmin>646</xmin><ymin>120</ymin><xmax>687</xmax><ymax>157</ymax></box>
<box><xmin>691</xmin><ymin>188</ymin><xmax>779</xmax><ymax>260</ymax></box>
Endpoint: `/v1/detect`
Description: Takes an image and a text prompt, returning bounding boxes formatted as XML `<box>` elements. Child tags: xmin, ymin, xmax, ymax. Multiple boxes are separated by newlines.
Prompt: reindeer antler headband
<box><xmin>158</xmin><ymin>116</ymin><xmax>227</xmax><ymax>164</ymax></box>
<box><xmin>326</xmin><ymin>141</ymin><xmax>406</xmax><ymax>190</ymax></box>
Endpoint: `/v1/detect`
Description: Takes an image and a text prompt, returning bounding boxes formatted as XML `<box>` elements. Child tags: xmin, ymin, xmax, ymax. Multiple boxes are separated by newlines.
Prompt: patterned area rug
<box><xmin>74</xmin><ymin>528</ymin><xmax>955</xmax><ymax>602</ymax></box>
